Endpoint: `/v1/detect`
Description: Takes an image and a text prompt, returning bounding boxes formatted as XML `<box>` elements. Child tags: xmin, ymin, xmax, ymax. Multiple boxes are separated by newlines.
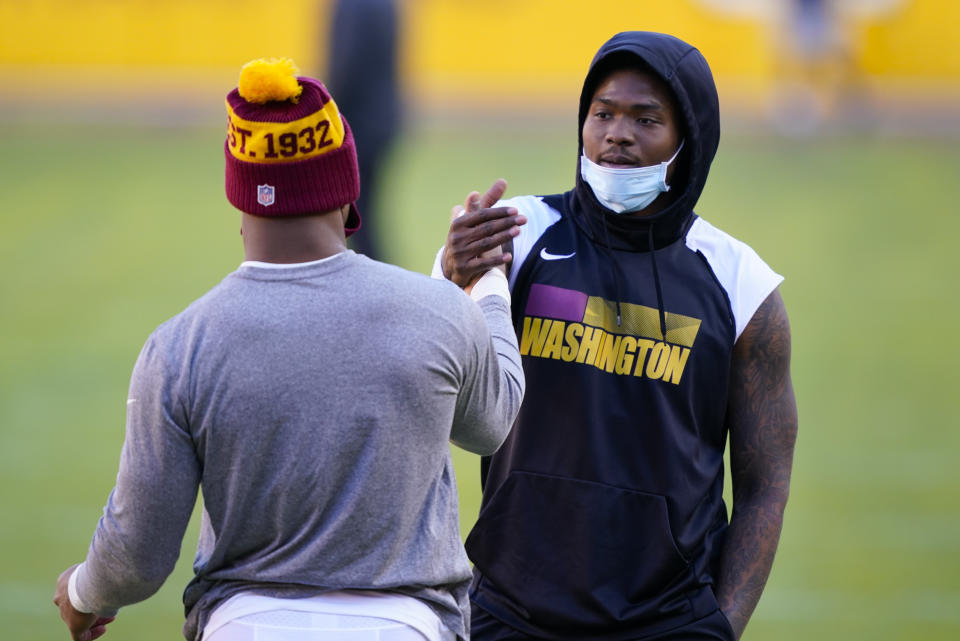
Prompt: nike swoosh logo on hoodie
<box><xmin>540</xmin><ymin>249</ymin><xmax>576</xmax><ymax>261</ymax></box>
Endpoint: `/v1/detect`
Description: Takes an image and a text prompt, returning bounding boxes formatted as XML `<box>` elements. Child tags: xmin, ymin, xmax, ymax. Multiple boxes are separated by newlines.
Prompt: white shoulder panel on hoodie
<box><xmin>685</xmin><ymin>217</ymin><xmax>783</xmax><ymax>341</ymax></box>
<box><xmin>498</xmin><ymin>195</ymin><xmax>562</xmax><ymax>290</ymax></box>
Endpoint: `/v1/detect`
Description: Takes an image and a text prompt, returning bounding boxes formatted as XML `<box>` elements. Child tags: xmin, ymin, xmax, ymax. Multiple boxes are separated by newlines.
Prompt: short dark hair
<box><xmin>588</xmin><ymin>52</ymin><xmax>654</xmax><ymax>94</ymax></box>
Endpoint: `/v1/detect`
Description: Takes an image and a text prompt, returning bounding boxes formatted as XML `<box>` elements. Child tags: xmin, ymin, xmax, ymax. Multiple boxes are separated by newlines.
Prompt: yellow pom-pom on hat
<box><xmin>238</xmin><ymin>58</ymin><xmax>303</xmax><ymax>104</ymax></box>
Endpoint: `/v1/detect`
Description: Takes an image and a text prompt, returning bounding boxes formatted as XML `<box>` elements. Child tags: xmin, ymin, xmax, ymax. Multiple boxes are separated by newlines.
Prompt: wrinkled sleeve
<box><xmin>73</xmin><ymin>336</ymin><xmax>200</xmax><ymax>615</ymax></box>
<box><xmin>449</xmin><ymin>295</ymin><xmax>525</xmax><ymax>456</ymax></box>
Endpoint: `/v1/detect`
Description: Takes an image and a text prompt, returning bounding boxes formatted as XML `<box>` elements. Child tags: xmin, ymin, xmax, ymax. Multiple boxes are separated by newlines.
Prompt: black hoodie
<box><xmin>463</xmin><ymin>32</ymin><xmax>779</xmax><ymax>639</ymax></box>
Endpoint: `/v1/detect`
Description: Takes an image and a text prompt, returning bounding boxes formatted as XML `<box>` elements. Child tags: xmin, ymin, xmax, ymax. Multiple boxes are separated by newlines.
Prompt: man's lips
<box><xmin>598</xmin><ymin>155</ymin><xmax>641</xmax><ymax>168</ymax></box>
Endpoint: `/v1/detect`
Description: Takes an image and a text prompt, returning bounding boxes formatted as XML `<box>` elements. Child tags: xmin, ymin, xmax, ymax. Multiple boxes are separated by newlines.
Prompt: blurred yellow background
<box><xmin>1</xmin><ymin>0</ymin><xmax>958</xmax><ymax>115</ymax></box>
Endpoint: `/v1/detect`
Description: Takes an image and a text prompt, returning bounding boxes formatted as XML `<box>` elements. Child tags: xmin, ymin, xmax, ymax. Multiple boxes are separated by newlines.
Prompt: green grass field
<box><xmin>2</xmin><ymin>119</ymin><xmax>958</xmax><ymax>640</ymax></box>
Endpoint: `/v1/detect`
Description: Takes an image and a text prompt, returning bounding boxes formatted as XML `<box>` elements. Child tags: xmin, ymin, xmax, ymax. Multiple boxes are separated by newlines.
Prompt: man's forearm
<box><xmin>715</xmin><ymin>488</ymin><xmax>788</xmax><ymax>639</ymax></box>
<box><xmin>451</xmin><ymin>294</ymin><xmax>524</xmax><ymax>455</ymax></box>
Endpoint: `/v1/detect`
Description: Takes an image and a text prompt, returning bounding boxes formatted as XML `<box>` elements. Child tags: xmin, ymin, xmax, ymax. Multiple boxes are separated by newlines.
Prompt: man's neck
<box><xmin>241</xmin><ymin>211</ymin><xmax>347</xmax><ymax>263</ymax></box>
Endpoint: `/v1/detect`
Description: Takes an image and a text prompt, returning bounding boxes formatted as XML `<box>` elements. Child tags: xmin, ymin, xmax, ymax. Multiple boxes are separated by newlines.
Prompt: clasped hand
<box><xmin>53</xmin><ymin>565</ymin><xmax>115</xmax><ymax>641</ymax></box>
<box><xmin>442</xmin><ymin>178</ymin><xmax>526</xmax><ymax>292</ymax></box>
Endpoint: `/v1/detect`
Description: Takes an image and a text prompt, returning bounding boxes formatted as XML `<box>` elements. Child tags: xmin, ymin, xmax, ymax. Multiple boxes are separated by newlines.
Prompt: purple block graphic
<box><xmin>526</xmin><ymin>284</ymin><xmax>588</xmax><ymax>322</ymax></box>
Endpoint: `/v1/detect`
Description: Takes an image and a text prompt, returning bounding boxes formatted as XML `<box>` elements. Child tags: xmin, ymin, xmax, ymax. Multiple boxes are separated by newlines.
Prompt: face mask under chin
<box><xmin>580</xmin><ymin>141</ymin><xmax>684</xmax><ymax>214</ymax></box>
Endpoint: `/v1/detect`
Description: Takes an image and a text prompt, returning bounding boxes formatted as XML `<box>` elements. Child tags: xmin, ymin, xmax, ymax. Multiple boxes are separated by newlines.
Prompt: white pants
<box><xmin>205</xmin><ymin>610</ymin><xmax>430</xmax><ymax>641</ymax></box>
<box><xmin>202</xmin><ymin>591</ymin><xmax>454</xmax><ymax>641</ymax></box>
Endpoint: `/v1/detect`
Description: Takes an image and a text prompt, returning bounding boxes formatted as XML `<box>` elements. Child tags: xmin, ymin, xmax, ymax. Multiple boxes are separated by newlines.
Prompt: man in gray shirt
<box><xmin>53</xmin><ymin>58</ymin><xmax>524</xmax><ymax>641</ymax></box>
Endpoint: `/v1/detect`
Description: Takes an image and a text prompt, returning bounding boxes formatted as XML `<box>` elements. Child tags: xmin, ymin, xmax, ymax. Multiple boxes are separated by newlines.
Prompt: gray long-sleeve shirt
<box><xmin>72</xmin><ymin>251</ymin><xmax>524</xmax><ymax>640</ymax></box>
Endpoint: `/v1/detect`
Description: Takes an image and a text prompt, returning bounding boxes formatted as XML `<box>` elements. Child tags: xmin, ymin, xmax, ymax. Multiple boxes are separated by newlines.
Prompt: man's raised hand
<box><xmin>442</xmin><ymin>178</ymin><xmax>526</xmax><ymax>289</ymax></box>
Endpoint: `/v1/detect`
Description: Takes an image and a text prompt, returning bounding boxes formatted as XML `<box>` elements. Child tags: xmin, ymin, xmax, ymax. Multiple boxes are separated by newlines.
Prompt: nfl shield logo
<box><xmin>257</xmin><ymin>184</ymin><xmax>276</xmax><ymax>207</ymax></box>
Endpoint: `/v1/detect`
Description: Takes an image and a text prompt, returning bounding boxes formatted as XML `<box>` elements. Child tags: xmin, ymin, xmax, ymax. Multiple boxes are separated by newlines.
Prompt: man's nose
<box><xmin>605</xmin><ymin>117</ymin><xmax>635</xmax><ymax>145</ymax></box>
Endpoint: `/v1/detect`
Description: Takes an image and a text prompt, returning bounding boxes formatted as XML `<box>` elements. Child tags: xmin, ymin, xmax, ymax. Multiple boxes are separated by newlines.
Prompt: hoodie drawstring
<box><xmin>648</xmin><ymin>224</ymin><xmax>668</xmax><ymax>342</ymax></box>
<box><xmin>599</xmin><ymin>212</ymin><xmax>667</xmax><ymax>339</ymax></box>
<box><xmin>600</xmin><ymin>214</ymin><xmax>624</xmax><ymax>327</ymax></box>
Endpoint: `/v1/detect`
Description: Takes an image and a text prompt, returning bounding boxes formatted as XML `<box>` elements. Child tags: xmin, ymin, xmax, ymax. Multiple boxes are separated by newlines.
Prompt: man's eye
<box><xmin>595</xmin><ymin>112</ymin><xmax>611</xmax><ymax>120</ymax></box>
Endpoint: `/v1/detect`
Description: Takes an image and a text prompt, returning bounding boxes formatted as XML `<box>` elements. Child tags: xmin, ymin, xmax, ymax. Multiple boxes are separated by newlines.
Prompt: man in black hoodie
<box><xmin>434</xmin><ymin>32</ymin><xmax>798</xmax><ymax>641</ymax></box>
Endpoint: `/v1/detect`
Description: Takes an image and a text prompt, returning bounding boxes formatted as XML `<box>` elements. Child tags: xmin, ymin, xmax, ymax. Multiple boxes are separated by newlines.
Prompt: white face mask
<box><xmin>580</xmin><ymin>141</ymin><xmax>685</xmax><ymax>214</ymax></box>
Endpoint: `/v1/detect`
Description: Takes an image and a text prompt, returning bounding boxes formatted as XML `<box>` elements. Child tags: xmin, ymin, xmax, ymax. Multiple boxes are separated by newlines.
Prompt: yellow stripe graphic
<box><xmin>582</xmin><ymin>297</ymin><xmax>701</xmax><ymax>347</ymax></box>
<box><xmin>225</xmin><ymin>99</ymin><xmax>345</xmax><ymax>164</ymax></box>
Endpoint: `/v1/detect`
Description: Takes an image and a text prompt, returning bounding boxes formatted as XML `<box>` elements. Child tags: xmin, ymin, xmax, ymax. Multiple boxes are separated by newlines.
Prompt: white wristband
<box><xmin>430</xmin><ymin>247</ymin><xmax>447</xmax><ymax>280</ymax></box>
<box><xmin>68</xmin><ymin>562</ymin><xmax>96</xmax><ymax>614</ymax></box>
<box><xmin>469</xmin><ymin>267</ymin><xmax>510</xmax><ymax>304</ymax></box>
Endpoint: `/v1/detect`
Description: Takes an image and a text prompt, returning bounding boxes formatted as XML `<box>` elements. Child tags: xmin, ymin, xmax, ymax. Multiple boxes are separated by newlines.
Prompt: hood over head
<box><xmin>574</xmin><ymin>31</ymin><xmax>720</xmax><ymax>250</ymax></box>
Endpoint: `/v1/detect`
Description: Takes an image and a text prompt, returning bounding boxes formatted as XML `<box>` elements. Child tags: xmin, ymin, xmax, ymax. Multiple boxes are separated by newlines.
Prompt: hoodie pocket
<box><xmin>466</xmin><ymin>471</ymin><xmax>689</xmax><ymax>626</ymax></box>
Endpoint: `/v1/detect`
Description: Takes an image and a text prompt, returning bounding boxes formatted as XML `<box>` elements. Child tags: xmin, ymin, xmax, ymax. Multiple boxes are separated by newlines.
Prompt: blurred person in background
<box><xmin>434</xmin><ymin>31</ymin><xmax>797</xmax><ymax>640</ymax></box>
<box><xmin>770</xmin><ymin>0</ymin><xmax>860</xmax><ymax>134</ymax></box>
<box><xmin>53</xmin><ymin>58</ymin><xmax>523</xmax><ymax>641</ymax></box>
<box><xmin>326</xmin><ymin>0</ymin><xmax>402</xmax><ymax>261</ymax></box>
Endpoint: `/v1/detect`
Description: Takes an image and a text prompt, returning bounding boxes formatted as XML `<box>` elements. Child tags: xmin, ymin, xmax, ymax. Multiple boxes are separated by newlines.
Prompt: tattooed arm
<box><xmin>716</xmin><ymin>288</ymin><xmax>798</xmax><ymax>639</ymax></box>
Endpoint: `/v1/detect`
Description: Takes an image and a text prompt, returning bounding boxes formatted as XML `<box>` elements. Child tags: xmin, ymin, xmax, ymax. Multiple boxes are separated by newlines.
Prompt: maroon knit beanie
<box><xmin>224</xmin><ymin>58</ymin><xmax>361</xmax><ymax>236</ymax></box>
